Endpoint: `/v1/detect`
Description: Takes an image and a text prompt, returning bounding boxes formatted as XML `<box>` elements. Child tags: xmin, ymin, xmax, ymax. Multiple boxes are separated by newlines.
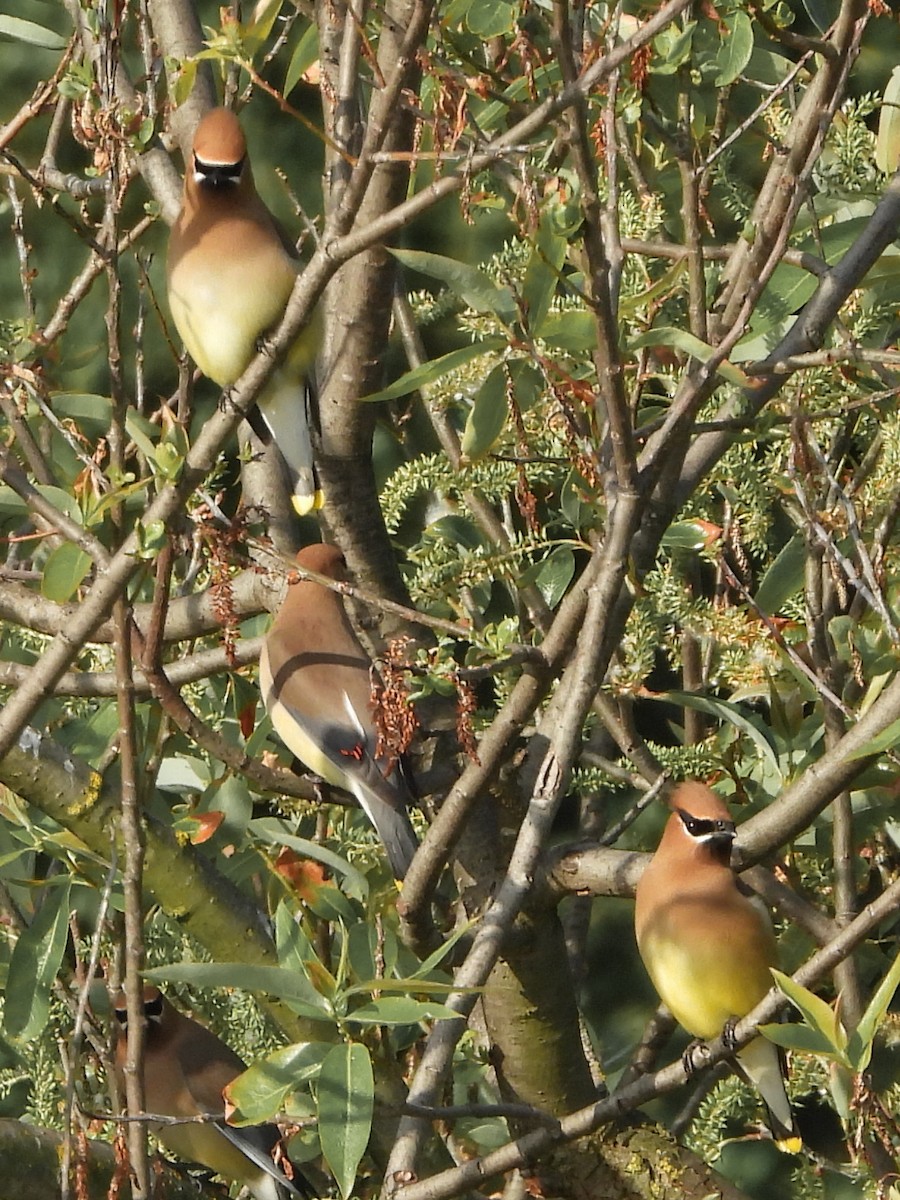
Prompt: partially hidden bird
<box><xmin>167</xmin><ymin>105</ymin><xmax>322</xmax><ymax>515</ymax></box>
<box><xmin>259</xmin><ymin>542</ymin><xmax>419</xmax><ymax>880</ymax></box>
<box><xmin>634</xmin><ymin>781</ymin><xmax>802</xmax><ymax>1152</ymax></box>
<box><xmin>114</xmin><ymin>986</ymin><xmax>310</xmax><ymax>1200</ymax></box>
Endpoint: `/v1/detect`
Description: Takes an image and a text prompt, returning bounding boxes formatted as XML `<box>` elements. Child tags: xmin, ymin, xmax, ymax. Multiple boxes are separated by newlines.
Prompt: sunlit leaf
<box><xmin>285</xmin><ymin>23</ymin><xmax>319</xmax><ymax>95</ymax></box>
<box><xmin>318</xmin><ymin>1043</ymin><xmax>374</xmax><ymax>1199</ymax></box>
<box><xmin>770</xmin><ymin>969</ymin><xmax>847</xmax><ymax>1055</ymax></box>
<box><xmin>226</xmin><ymin>1042</ymin><xmax>331</xmax><ymax>1125</ymax></box>
<box><xmin>390</xmin><ymin>249</ymin><xmax>517</xmax><ymax>324</ymax></box>
<box><xmin>847</xmin><ymin>950</ymin><xmax>900</xmax><ymax>1072</ymax></box>
<box><xmin>344</xmin><ymin>997</ymin><xmax>460</xmax><ymax>1025</ymax></box>
<box><xmin>361</xmin><ymin>337</ymin><xmax>506</xmax><ymax>404</ymax></box>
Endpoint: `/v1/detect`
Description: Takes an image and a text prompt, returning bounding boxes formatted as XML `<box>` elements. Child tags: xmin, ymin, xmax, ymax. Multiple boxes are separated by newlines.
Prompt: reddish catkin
<box><xmin>372</xmin><ymin>636</ymin><xmax>419</xmax><ymax>769</ymax></box>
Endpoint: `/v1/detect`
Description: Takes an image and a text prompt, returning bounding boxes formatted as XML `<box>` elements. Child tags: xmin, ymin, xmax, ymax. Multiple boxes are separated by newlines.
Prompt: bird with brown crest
<box><xmin>634</xmin><ymin>780</ymin><xmax>801</xmax><ymax>1152</ymax></box>
<box><xmin>167</xmin><ymin>106</ymin><xmax>322</xmax><ymax>515</ymax></box>
<box><xmin>113</xmin><ymin>985</ymin><xmax>311</xmax><ymax>1199</ymax></box>
<box><xmin>259</xmin><ymin>542</ymin><xmax>419</xmax><ymax>880</ymax></box>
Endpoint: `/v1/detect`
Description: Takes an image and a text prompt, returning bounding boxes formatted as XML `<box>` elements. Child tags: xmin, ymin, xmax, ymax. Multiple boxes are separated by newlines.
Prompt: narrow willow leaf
<box><xmin>144</xmin><ymin>963</ymin><xmax>332</xmax><ymax>1016</ymax></box>
<box><xmin>344</xmin><ymin>997</ymin><xmax>460</xmax><ymax>1025</ymax></box>
<box><xmin>758</xmin><ymin>1022</ymin><xmax>838</xmax><ymax>1059</ymax></box>
<box><xmin>770</xmin><ymin>969</ymin><xmax>847</xmax><ymax>1055</ymax></box>
<box><xmin>660</xmin><ymin>691</ymin><xmax>780</xmax><ymax>775</ymax></box>
<box><xmin>318</xmin><ymin>1043</ymin><xmax>374</xmax><ymax>1199</ymax></box>
<box><xmin>0</xmin><ymin>16</ymin><xmax>65</xmax><ymax>49</ymax></box>
<box><xmin>361</xmin><ymin>337</ymin><xmax>506</xmax><ymax>404</ymax></box>
<box><xmin>460</xmin><ymin>362</ymin><xmax>509</xmax><ymax>459</ymax></box>
<box><xmin>390</xmin><ymin>248</ymin><xmax>517</xmax><ymax>324</ymax></box>
<box><xmin>629</xmin><ymin>327</ymin><xmax>749</xmax><ymax>386</ymax></box>
<box><xmin>284</xmin><ymin>23</ymin><xmax>319</xmax><ymax>95</ymax></box>
<box><xmin>846</xmin><ymin>949</ymin><xmax>900</xmax><ymax>1072</ymax></box>
<box><xmin>226</xmin><ymin>1042</ymin><xmax>331</xmax><ymax>1125</ymax></box>
<box><xmin>754</xmin><ymin>533</ymin><xmax>806</xmax><ymax>614</ymax></box>
<box><xmin>4</xmin><ymin>880</ymin><xmax>73</xmax><ymax>1041</ymax></box>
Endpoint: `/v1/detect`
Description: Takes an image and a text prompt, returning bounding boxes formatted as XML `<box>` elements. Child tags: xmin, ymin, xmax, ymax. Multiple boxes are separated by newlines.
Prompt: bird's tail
<box><xmin>735</xmin><ymin>1036</ymin><xmax>802</xmax><ymax>1153</ymax></box>
<box><xmin>253</xmin><ymin>370</ymin><xmax>323</xmax><ymax>516</ymax></box>
<box><xmin>359</xmin><ymin>787</ymin><xmax>420</xmax><ymax>880</ymax></box>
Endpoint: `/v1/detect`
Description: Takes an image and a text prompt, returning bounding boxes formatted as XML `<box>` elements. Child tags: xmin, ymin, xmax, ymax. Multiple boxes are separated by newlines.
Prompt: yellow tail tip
<box><xmin>292</xmin><ymin>489</ymin><xmax>325</xmax><ymax>517</ymax></box>
<box><xmin>775</xmin><ymin>1135</ymin><xmax>802</xmax><ymax>1154</ymax></box>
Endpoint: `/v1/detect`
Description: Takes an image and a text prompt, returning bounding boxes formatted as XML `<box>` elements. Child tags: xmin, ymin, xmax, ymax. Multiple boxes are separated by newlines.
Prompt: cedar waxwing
<box><xmin>634</xmin><ymin>781</ymin><xmax>802</xmax><ymax>1153</ymax></box>
<box><xmin>114</xmin><ymin>986</ymin><xmax>310</xmax><ymax>1200</ymax></box>
<box><xmin>167</xmin><ymin>106</ymin><xmax>322</xmax><ymax>515</ymax></box>
<box><xmin>259</xmin><ymin>542</ymin><xmax>419</xmax><ymax>880</ymax></box>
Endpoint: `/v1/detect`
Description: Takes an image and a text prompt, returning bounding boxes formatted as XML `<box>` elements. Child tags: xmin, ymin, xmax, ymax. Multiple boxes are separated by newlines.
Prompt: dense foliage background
<box><xmin>0</xmin><ymin>1</ymin><xmax>899</xmax><ymax>1198</ymax></box>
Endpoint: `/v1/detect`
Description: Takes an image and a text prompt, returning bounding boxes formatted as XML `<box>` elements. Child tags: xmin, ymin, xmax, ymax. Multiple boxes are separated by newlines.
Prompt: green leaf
<box><xmin>532</xmin><ymin>546</ymin><xmax>576</xmax><ymax>609</ymax></box>
<box><xmin>50</xmin><ymin>392</ymin><xmax>114</xmax><ymax>439</ymax></box>
<box><xmin>347</xmin><ymin>921</ymin><xmax>398</xmax><ymax>984</ymax></box>
<box><xmin>318</xmin><ymin>1043</ymin><xmax>374</xmax><ymax>1199</ymax></box>
<box><xmin>660</xmin><ymin>520</ymin><xmax>713</xmax><ymax>552</ymax></box>
<box><xmin>770</xmin><ymin>969</ymin><xmax>847</xmax><ymax>1055</ymax></box>
<box><xmin>410</xmin><ymin>916</ymin><xmax>479</xmax><ymax>979</ymax></box>
<box><xmin>538</xmin><ymin>309</ymin><xmax>595</xmax><ymax>352</ymax></box>
<box><xmin>344</xmin><ymin>997</ymin><xmax>460</xmax><ymax>1025</ymax></box>
<box><xmin>843</xmin><ymin>717</ymin><xmax>900</xmax><ymax>762</ymax></box>
<box><xmin>846</xmin><ymin>950</ymin><xmax>900</xmax><ymax>1072</ymax></box>
<box><xmin>714</xmin><ymin>11</ymin><xmax>753</xmax><ymax>88</ymax></box>
<box><xmin>629</xmin><ymin>327</ymin><xmax>749</xmax><ymax>387</ymax></box>
<box><xmin>652</xmin><ymin>21</ymin><xmax>695</xmax><ymax>74</ymax></box>
<box><xmin>244</xmin><ymin>0</ymin><xmax>282</xmax><ymax>46</ymax></box>
<box><xmin>0</xmin><ymin>16</ymin><xmax>65</xmax><ymax>49</ymax></box>
<box><xmin>4</xmin><ymin>880</ymin><xmax>73</xmax><ymax>1041</ymax></box>
<box><xmin>465</xmin><ymin>0</ymin><xmax>516</xmax><ymax>37</ymax></box>
<box><xmin>758</xmin><ymin>1022</ymin><xmax>840</xmax><ymax>1059</ymax></box>
<box><xmin>227</xmin><ymin>1042</ymin><xmax>331</xmax><ymax>1125</ymax></box>
<box><xmin>461</xmin><ymin>363</ymin><xmax>509</xmax><ymax>460</ymax></box>
<box><xmin>41</xmin><ymin>542</ymin><xmax>92</xmax><ymax>603</ymax></box>
<box><xmin>361</xmin><ymin>337</ymin><xmax>507</xmax><ymax>403</ymax></box>
<box><xmin>143</xmin><ymin>963</ymin><xmax>333</xmax><ymax>1018</ymax></box>
<box><xmin>344</xmin><ymin>979</ymin><xmax>467</xmax><ymax>998</ymax></box>
<box><xmin>659</xmin><ymin>691</ymin><xmax>780</xmax><ymax>775</ymax></box>
<box><xmin>125</xmin><ymin>407</ymin><xmax>159</xmax><ymax>459</ymax></box>
<box><xmin>522</xmin><ymin>212</ymin><xmax>567</xmax><ymax>336</ymax></box>
<box><xmin>285</xmin><ymin>23</ymin><xmax>319</xmax><ymax>96</ymax></box>
<box><xmin>390</xmin><ymin>249</ymin><xmax>517</xmax><ymax>324</ymax></box>
<box><xmin>754</xmin><ymin>533</ymin><xmax>806</xmax><ymax>614</ymax></box>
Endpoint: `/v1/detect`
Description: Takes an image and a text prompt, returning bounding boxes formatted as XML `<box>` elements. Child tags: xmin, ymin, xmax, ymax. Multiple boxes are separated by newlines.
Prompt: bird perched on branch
<box><xmin>113</xmin><ymin>986</ymin><xmax>310</xmax><ymax>1200</ymax></box>
<box><xmin>167</xmin><ymin>105</ymin><xmax>322</xmax><ymax>515</ymax></box>
<box><xmin>259</xmin><ymin>542</ymin><xmax>419</xmax><ymax>880</ymax></box>
<box><xmin>634</xmin><ymin>781</ymin><xmax>801</xmax><ymax>1152</ymax></box>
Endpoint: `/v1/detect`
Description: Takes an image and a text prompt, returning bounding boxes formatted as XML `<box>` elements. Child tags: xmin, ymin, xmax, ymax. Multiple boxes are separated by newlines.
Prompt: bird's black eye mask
<box><xmin>193</xmin><ymin>155</ymin><xmax>245</xmax><ymax>188</ymax></box>
<box><xmin>114</xmin><ymin>991</ymin><xmax>164</xmax><ymax>1029</ymax></box>
<box><xmin>676</xmin><ymin>809</ymin><xmax>736</xmax><ymax>841</ymax></box>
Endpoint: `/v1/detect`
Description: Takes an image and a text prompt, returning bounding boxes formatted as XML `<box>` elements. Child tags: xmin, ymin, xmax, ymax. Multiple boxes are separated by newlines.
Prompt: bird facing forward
<box><xmin>114</xmin><ymin>986</ymin><xmax>310</xmax><ymax>1200</ymax></box>
<box><xmin>634</xmin><ymin>781</ymin><xmax>801</xmax><ymax>1152</ymax></box>
<box><xmin>259</xmin><ymin>542</ymin><xmax>419</xmax><ymax>880</ymax></box>
<box><xmin>167</xmin><ymin>106</ymin><xmax>322</xmax><ymax>515</ymax></box>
